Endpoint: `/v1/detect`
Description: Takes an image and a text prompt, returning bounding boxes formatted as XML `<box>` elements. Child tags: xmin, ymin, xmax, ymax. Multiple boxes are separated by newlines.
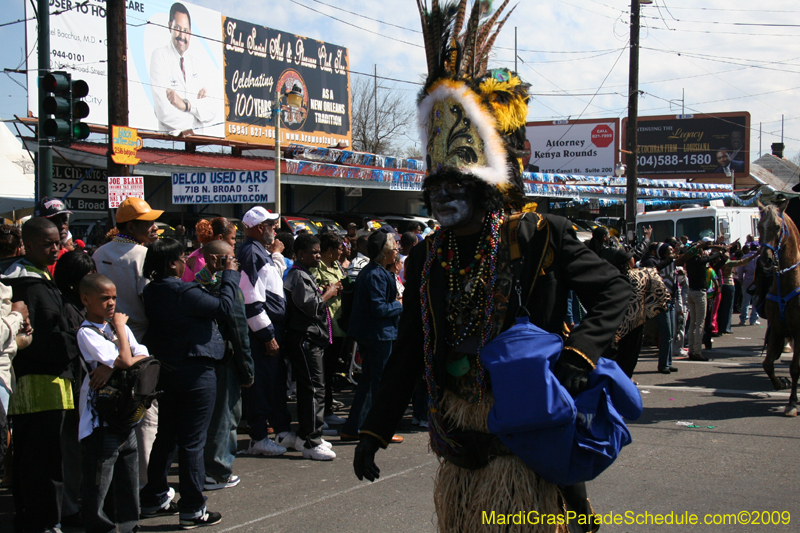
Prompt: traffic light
<box><xmin>41</xmin><ymin>71</ymin><xmax>91</xmax><ymax>142</ymax></box>
<box><xmin>71</xmin><ymin>79</ymin><xmax>90</xmax><ymax>140</ymax></box>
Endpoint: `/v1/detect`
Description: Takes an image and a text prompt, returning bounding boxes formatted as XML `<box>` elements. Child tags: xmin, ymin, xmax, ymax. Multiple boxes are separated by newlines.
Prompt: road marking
<box><xmin>638</xmin><ymin>384</ymin><xmax>791</xmax><ymax>398</ymax></box>
<box><xmin>216</xmin><ymin>460</ymin><xmax>437</xmax><ymax>532</ymax></box>
<box><xmin>673</xmin><ymin>360</ymin><xmax>763</xmax><ymax>367</ymax></box>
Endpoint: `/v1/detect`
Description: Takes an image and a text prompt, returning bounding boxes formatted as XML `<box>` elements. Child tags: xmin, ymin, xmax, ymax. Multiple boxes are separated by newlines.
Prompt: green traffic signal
<box><xmin>72</xmin><ymin>122</ymin><xmax>90</xmax><ymax>140</ymax></box>
<box><xmin>40</xmin><ymin>71</ymin><xmax>91</xmax><ymax>142</ymax></box>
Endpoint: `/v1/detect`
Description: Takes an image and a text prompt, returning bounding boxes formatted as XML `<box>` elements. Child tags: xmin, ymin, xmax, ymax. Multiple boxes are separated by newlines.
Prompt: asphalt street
<box><xmin>1</xmin><ymin>322</ymin><xmax>797</xmax><ymax>532</ymax></box>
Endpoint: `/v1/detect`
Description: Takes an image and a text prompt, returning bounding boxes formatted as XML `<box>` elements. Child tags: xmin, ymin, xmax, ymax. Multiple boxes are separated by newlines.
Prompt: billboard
<box><xmin>223</xmin><ymin>18</ymin><xmax>352</xmax><ymax>147</ymax></box>
<box><xmin>25</xmin><ymin>1</ymin><xmax>351</xmax><ymax>148</ymax></box>
<box><xmin>26</xmin><ymin>1</ymin><xmax>225</xmax><ymax>137</ymax></box>
<box><xmin>621</xmin><ymin>112</ymin><xmax>750</xmax><ymax>181</ymax></box>
<box><xmin>525</xmin><ymin>118</ymin><xmax>620</xmax><ymax>176</ymax></box>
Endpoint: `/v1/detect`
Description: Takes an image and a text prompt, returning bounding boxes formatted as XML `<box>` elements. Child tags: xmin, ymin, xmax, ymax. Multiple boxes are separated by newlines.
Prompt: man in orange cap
<box><xmin>92</xmin><ymin>197</ymin><xmax>163</xmax><ymax>488</ymax></box>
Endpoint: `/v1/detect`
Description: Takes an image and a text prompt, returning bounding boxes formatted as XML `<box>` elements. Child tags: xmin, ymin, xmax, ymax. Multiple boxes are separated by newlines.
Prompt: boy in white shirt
<box><xmin>77</xmin><ymin>274</ymin><xmax>151</xmax><ymax>533</ymax></box>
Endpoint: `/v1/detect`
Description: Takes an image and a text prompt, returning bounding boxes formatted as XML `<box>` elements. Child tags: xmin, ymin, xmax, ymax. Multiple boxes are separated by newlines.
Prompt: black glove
<box><xmin>353</xmin><ymin>434</ymin><xmax>382</xmax><ymax>482</ymax></box>
<box><xmin>553</xmin><ymin>349</ymin><xmax>594</xmax><ymax>398</ymax></box>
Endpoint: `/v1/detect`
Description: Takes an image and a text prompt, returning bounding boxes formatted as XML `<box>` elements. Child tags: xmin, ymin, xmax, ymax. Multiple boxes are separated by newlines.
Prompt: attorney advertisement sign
<box><xmin>525</xmin><ymin>119</ymin><xmax>619</xmax><ymax>176</ymax></box>
<box><xmin>223</xmin><ymin>17</ymin><xmax>352</xmax><ymax>148</ymax></box>
<box><xmin>25</xmin><ymin>2</ymin><xmax>351</xmax><ymax>147</ymax></box>
<box><xmin>172</xmin><ymin>169</ymin><xmax>275</xmax><ymax>204</ymax></box>
<box><xmin>26</xmin><ymin>0</ymin><xmax>225</xmax><ymax>137</ymax></box>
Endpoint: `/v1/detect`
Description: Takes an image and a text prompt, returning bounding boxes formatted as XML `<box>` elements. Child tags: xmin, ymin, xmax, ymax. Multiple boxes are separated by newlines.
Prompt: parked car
<box><xmin>69</xmin><ymin>217</ymin><xmax>109</xmax><ymax>249</ymax></box>
<box><xmin>379</xmin><ymin>214</ymin><xmax>434</xmax><ymax>234</ymax></box>
<box><xmin>302</xmin><ymin>215</ymin><xmax>346</xmax><ymax>236</ymax></box>
<box><xmin>315</xmin><ymin>212</ymin><xmax>391</xmax><ymax>234</ymax></box>
<box><xmin>280</xmin><ymin>215</ymin><xmax>318</xmax><ymax>235</ymax></box>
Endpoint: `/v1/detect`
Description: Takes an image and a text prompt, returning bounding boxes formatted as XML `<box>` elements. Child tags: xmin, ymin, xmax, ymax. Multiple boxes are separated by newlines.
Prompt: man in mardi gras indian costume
<box><xmin>352</xmin><ymin>2</ymin><xmax>631</xmax><ymax>532</ymax></box>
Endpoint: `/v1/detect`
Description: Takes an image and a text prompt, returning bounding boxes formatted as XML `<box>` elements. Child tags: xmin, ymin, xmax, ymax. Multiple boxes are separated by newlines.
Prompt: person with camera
<box><xmin>196</xmin><ymin>240</ymin><xmax>254</xmax><ymax>491</ymax></box>
<box><xmin>139</xmin><ymin>238</ymin><xmax>240</xmax><ymax>529</ymax></box>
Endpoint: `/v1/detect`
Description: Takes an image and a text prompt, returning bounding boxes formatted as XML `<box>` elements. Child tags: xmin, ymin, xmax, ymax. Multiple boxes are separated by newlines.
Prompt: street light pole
<box><xmin>274</xmin><ymin>91</ymin><xmax>281</xmax><ymax>213</ymax></box>
<box><xmin>625</xmin><ymin>0</ymin><xmax>648</xmax><ymax>243</ymax></box>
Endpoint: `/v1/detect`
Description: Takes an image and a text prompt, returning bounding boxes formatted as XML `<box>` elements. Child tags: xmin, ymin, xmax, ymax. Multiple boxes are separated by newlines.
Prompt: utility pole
<box><xmin>625</xmin><ymin>0</ymin><xmax>646</xmax><ymax>244</ymax></box>
<box><xmin>374</xmin><ymin>64</ymin><xmax>378</xmax><ymax>153</ymax></box>
<box><xmin>515</xmin><ymin>27</ymin><xmax>518</xmax><ymax>72</ymax></box>
<box><xmin>274</xmin><ymin>90</ymin><xmax>281</xmax><ymax>213</ymax></box>
<box><xmin>37</xmin><ymin>0</ymin><xmax>52</xmax><ymax>199</ymax></box>
<box><xmin>107</xmin><ymin>0</ymin><xmax>129</xmax><ymax>225</ymax></box>
<box><xmin>107</xmin><ymin>0</ymin><xmax>129</xmax><ymax>179</ymax></box>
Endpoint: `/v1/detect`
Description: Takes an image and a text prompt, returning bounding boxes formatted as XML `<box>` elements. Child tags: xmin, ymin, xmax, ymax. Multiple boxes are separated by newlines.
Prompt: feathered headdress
<box><xmin>416</xmin><ymin>0</ymin><xmax>530</xmax><ymax>203</ymax></box>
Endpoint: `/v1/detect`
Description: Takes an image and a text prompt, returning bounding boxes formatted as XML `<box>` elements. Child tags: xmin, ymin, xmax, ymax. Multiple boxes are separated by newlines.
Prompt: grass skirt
<box><xmin>433</xmin><ymin>390</ymin><xmax>567</xmax><ymax>533</ymax></box>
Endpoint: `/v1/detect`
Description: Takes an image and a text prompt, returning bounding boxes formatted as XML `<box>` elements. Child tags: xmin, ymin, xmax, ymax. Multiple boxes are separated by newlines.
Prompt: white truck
<box><xmin>636</xmin><ymin>205</ymin><xmax>760</xmax><ymax>245</ymax></box>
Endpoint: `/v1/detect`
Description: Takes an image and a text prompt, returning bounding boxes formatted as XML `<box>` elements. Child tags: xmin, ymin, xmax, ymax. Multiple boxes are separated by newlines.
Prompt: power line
<box><xmin>0</xmin><ymin>17</ymin><xmax>35</xmax><ymax>29</ymax></box>
<box><xmin>306</xmin><ymin>0</ymin><xmax>420</xmax><ymax>34</ymax></box>
<box><xmin>287</xmin><ymin>0</ymin><xmax>422</xmax><ymax>48</ymax></box>
<box><xmin>642</xmin><ymin>47</ymin><xmax>800</xmax><ymax>75</ymax></box>
<box><xmin>530</xmin><ymin>47</ymin><xmax>627</xmax><ymax>166</ymax></box>
<box><xmin>642</xmin><ymin>91</ymin><xmax>800</xmax><ymax>143</ymax></box>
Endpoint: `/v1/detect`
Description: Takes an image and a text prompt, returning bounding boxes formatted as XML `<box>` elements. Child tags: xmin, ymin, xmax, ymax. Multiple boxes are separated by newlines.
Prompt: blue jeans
<box><xmin>739</xmin><ymin>289</ymin><xmax>759</xmax><ymax>324</ymax></box>
<box><xmin>246</xmin><ymin>328</ymin><xmax>292</xmax><ymax>441</ymax></box>
<box><xmin>204</xmin><ymin>360</ymin><xmax>243</xmax><ymax>482</ymax></box>
<box><xmin>141</xmin><ymin>358</ymin><xmax>216</xmax><ymax>519</ymax></box>
<box><xmin>342</xmin><ymin>338</ymin><xmax>393</xmax><ymax>435</ymax></box>
<box><xmin>656</xmin><ymin>302</ymin><xmax>675</xmax><ymax>370</ymax></box>
<box><xmin>81</xmin><ymin>427</ymin><xmax>139</xmax><ymax>533</ymax></box>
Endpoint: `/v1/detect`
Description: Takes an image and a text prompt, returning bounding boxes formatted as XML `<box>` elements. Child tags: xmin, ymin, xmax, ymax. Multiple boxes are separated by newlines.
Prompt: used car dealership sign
<box><xmin>171</xmin><ymin>170</ymin><xmax>276</xmax><ymax>204</ymax></box>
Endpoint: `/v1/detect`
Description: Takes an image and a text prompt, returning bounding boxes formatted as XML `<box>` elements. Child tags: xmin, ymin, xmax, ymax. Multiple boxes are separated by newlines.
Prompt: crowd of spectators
<box><xmin>1</xmin><ymin>193</ymin><xmax>768</xmax><ymax>532</ymax></box>
<box><xmin>582</xmin><ymin>225</ymin><xmax>763</xmax><ymax>379</ymax></box>
<box><xmin>0</xmin><ymin>197</ymin><xmax>432</xmax><ymax>532</ymax></box>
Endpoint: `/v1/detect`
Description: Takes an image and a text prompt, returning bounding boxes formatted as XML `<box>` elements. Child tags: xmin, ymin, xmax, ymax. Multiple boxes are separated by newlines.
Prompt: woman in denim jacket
<box><xmin>139</xmin><ymin>238</ymin><xmax>239</xmax><ymax>529</ymax></box>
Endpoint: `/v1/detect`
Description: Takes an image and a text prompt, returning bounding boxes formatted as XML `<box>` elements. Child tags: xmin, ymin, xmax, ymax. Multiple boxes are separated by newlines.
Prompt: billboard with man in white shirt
<box><xmin>131</xmin><ymin>1</ymin><xmax>224</xmax><ymax>136</ymax></box>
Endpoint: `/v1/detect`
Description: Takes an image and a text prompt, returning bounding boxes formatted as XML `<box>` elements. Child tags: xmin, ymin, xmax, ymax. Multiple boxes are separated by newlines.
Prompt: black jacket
<box><xmin>360</xmin><ymin>213</ymin><xmax>631</xmax><ymax>446</ymax></box>
<box><xmin>2</xmin><ymin>263</ymin><xmax>78</xmax><ymax>380</ymax></box>
<box><xmin>283</xmin><ymin>265</ymin><xmax>331</xmax><ymax>347</ymax></box>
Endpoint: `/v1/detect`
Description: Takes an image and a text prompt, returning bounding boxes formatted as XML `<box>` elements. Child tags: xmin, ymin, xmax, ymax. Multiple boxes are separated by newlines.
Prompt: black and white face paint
<box><xmin>430</xmin><ymin>182</ymin><xmax>474</xmax><ymax>229</ymax></box>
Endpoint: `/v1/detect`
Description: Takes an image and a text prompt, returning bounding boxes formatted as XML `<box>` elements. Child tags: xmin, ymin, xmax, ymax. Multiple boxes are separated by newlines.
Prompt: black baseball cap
<box><xmin>367</xmin><ymin>226</ymin><xmax>399</xmax><ymax>260</ymax></box>
<box><xmin>34</xmin><ymin>197</ymin><xmax>72</xmax><ymax>218</ymax></box>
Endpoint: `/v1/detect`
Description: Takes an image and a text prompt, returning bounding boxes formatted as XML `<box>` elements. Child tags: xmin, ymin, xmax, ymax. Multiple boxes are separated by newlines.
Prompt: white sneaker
<box><xmin>246</xmin><ymin>437</ymin><xmax>286</xmax><ymax>456</ymax></box>
<box><xmin>753</xmin><ymin>320</ymin><xmax>761</xmax><ymax>325</ymax></box>
<box><xmin>204</xmin><ymin>475</ymin><xmax>240</xmax><ymax>491</ymax></box>
<box><xmin>320</xmin><ymin>438</ymin><xmax>333</xmax><ymax>450</ymax></box>
<box><xmin>275</xmin><ymin>431</ymin><xmax>303</xmax><ymax>451</ymax></box>
<box><xmin>323</xmin><ymin>414</ymin><xmax>346</xmax><ymax>425</ymax></box>
<box><xmin>419</xmin><ymin>420</ymin><xmax>429</xmax><ymax>428</ymax></box>
<box><xmin>302</xmin><ymin>443</ymin><xmax>336</xmax><ymax>461</ymax></box>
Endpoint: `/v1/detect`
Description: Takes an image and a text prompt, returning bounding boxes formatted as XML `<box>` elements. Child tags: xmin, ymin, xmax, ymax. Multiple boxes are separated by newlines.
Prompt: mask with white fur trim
<box><xmin>417</xmin><ymin>0</ymin><xmax>531</xmax><ymax>210</ymax></box>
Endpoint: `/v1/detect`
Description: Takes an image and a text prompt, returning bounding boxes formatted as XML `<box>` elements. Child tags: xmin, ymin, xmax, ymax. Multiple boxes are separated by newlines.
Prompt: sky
<box><xmin>2</xmin><ymin>0</ymin><xmax>799</xmax><ymax>163</ymax></box>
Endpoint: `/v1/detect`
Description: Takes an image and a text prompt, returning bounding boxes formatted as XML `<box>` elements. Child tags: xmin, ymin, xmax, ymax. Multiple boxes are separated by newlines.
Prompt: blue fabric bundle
<box><xmin>481</xmin><ymin>317</ymin><xmax>643</xmax><ymax>485</ymax></box>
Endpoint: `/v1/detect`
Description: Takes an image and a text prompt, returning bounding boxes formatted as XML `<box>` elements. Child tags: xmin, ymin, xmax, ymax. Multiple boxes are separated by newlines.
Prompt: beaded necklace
<box><xmin>113</xmin><ymin>233</ymin><xmax>140</xmax><ymax>245</ymax></box>
<box><xmin>291</xmin><ymin>264</ymin><xmax>333</xmax><ymax>344</ymax></box>
<box><xmin>420</xmin><ymin>211</ymin><xmax>504</xmax><ymax>456</ymax></box>
<box><xmin>195</xmin><ymin>266</ymin><xmax>218</xmax><ymax>286</ymax></box>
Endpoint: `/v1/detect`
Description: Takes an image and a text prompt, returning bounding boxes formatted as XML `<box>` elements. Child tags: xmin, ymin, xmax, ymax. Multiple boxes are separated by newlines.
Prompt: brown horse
<box><xmin>757</xmin><ymin>202</ymin><xmax>800</xmax><ymax>416</ymax></box>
